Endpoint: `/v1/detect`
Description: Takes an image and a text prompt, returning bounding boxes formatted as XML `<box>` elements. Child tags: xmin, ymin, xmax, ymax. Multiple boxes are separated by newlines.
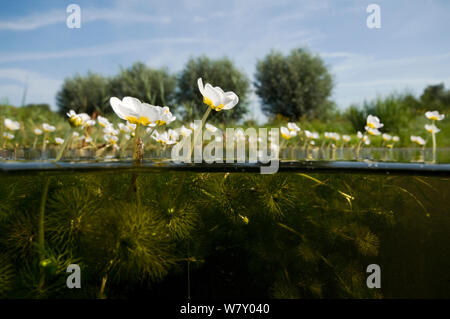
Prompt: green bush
<box><xmin>254</xmin><ymin>48</ymin><xmax>334</xmax><ymax>121</ymax></box>
<box><xmin>56</xmin><ymin>72</ymin><xmax>110</xmax><ymax>116</ymax></box>
<box><xmin>109</xmin><ymin>62</ymin><xmax>176</xmax><ymax>107</ymax></box>
<box><xmin>420</xmin><ymin>83</ymin><xmax>450</xmax><ymax>113</ymax></box>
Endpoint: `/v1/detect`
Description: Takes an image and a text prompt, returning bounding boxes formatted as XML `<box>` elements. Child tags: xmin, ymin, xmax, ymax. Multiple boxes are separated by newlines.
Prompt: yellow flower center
<box><xmin>69</xmin><ymin>116</ymin><xmax>83</xmax><ymax>127</ymax></box>
<box><xmin>155</xmin><ymin>120</ymin><xmax>166</xmax><ymax>126</ymax></box>
<box><xmin>203</xmin><ymin>96</ymin><xmax>224</xmax><ymax>111</ymax></box>
<box><xmin>281</xmin><ymin>133</ymin><xmax>291</xmax><ymax>140</ymax></box>
<box><xmin>126</xmin><ymin>116</ymin><xmax>151</xmax><ymax>126</ymax></box>
<box><xmin>367</xmin><ymin>122</ymin><xmax>376</xmax><ymax>129</ymax></box>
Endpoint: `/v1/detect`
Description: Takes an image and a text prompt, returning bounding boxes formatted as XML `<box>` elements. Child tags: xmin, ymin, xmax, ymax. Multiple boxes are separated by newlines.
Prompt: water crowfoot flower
<box><xmin>425</xmin><ymin>111</ymin><xmax>444</xmax><ymax>121</ymax></box>
<box><xmin>410</xmin><ymin>135</ymin><xmax>426</xmax><ymax>146</ymax></box>
<box><xmin>197</xmin><ymin>78</ymin><xmax>239</xmax><ymax>112</ymax></box>
<box><xmin>287</xmin><ymin>122</ymin><xmax>301</xmax><ymax>133</ymax></box>
<box><xmin>97</xmin><ymin>116</ymin><xmax>111</xmax><ymax>128</ymax></box>
<box><xmin>280</xmin><ymin>126</ymin><xmax>297</xmax><ymax>140</ymax></box>
<box><xmin>4</xmin><ymin>118</ymin><xmax>20</xmax><ymax>131</ymax></box>
<box><xmin>41</xmin><ymin>123</ymin><xmax>56</xmax><ymax>152</ymax></box>
<box><xmin>425</xmin><ymin>110</ymin><xmax>444</xmax><ymax>163</ymax></box>
<box><xmin>110</xmin><ymin>97</ymin><xmax>160</xmax><ymax>126</ymax></box>
<box><xmin>3</xmin><ymin>132</ymin><xmax>14</xmax><ymax>140</ymax></box>
<box><xmin>187</xmin><ymin>78</ymin><xmax>239</xmax><ymax>160</ymax></box>
<box><xmin>110</xmin><ymin>96</ymin><xmax>176</xmax><ymax>162</ymax></box>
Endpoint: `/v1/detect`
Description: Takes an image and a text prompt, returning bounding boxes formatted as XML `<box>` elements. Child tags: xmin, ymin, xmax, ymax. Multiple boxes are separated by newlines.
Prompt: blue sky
<box><xmin>0</xmin><ymin>0</ymin><xmax>449</xmax><ymax>123</ymax></box>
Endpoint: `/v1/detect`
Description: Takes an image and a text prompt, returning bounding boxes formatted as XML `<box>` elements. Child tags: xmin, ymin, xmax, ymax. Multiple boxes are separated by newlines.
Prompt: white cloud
<box><xmin>0</xmin><ymin>7</ymin><xmax>171</xmax><ymax>31</ymax></box>
<box><xmin>0</xmin><ymin>37</ymin><xmax>214</xmax><ymax>63</ymax></box>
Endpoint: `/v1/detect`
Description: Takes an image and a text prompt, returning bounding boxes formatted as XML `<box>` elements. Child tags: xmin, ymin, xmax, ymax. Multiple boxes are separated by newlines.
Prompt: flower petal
<box><xmin>197</xmin><ymin>78</ymin><xmax>205</xmax><ymax>96</ymax></box>
<box><xmin>110</xmin><ymin>97</ymin><xmax>139</xmax><ymax>120</ymax></box>
<box><xmin>223</xmin><ymin>92</ymin><xmax>239</xmax><ymax>110</ymax></box>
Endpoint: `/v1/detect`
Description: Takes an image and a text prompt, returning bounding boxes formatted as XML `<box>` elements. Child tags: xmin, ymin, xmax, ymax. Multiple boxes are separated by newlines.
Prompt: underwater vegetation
<box><xmin>0</xmin><ymin>170</ymin><xmax>448</xmax><ymax>299</ymax></box>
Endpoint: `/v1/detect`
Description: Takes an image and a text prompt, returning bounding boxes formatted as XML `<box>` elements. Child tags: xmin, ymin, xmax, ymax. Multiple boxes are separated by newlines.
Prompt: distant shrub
<box><xmin>420</xmin><ymin>83</ymin><xmax>450</xmax><ymax>113</ymax></box>
<box><xmin>254</xmin><ymin>48</ymin><xmax>334</xmax><ymax>121</ymax></box>
<box><xmin>56</xmin><ymin>72</ymin><xmax>110</xmax><ymax>116</ymax></box>
<box><xmin>109</xmin><ymin>62</ymin><xmax>176</xmax><ymax>107</ymax></box>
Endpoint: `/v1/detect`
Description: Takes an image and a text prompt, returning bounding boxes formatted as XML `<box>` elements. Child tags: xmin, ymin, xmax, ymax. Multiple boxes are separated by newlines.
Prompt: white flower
<box><xmin>72</xmin><ymin>131</ymin><xmax>80</xmax><ymax>137</ymax></box>
<box><xmin>280</xmin><ymin>126</ymin><xmax>296</xmax><ymax>140</ymax></box>
<box><xmin>103</xmin><ymin>125</ymin><xmax>119</xmax><ymax>136</ymax></box>
<box><xmin>189</xmin><ymin>122</ymin><xmax>198</xmax><ymax>130</ymax></box>
<box><xmin>42</xmin><ymin>123</ymin><xmax>56</xmax><ymax>132</ymax></box>
<box><xmin>179</xmin><ymin>125</ymin><xmax>192</xmax><ymax>137</ymax></box>
<box><xmin>330</xmin><ymin>132</ymin><xmax>340</xmax><ymax>141</ymax></box>
<box><xmin>342</xmin><ymin>135</ymin><xmax>351</xmax><ymax>142</ymax></box>
<box><xmin>392</xmin><ymin>136</ymin><xmax>400</xmax><ymax>142</ymax></box>
<box><xmin>168</xmin><ymin>129</ymin><xmax>179</xmax><ymax>141</ymax></box>
<box><xmin>97</xmin><ymin>116</ymin><xmax>111</xmax><ymax>128</ymax></box>
<box><xmin>382</xmin><ymin>133</ymin><xmax>392</xmax><ymax>141</ymax></box>
<box><xmin>78</xmin><ymin>113</ymin><xmax>91</xmax><ymax>123</ymax></box>
<box><xmin>197</xmin><ymin>78</ymin><xmax>239</xmax><ymax>111</ymax></box>
<box><xmin>126</xmin><ymin>121</ymin><xmax>137</xmax><ymax>131</ymax></box>
<box><xmin>4</xmin><ymin>118</ymin><xmax>20</xmax><ymax>131</ymax></box>
<box><xmin>156</xmin><ymin>106</ymin><xmax>176</xmax><ymax>126</ymax></box>
<box><xmin>205</xmin><ymin>123</ymin><xmax>218</xmax><ymax>133</ymax></box>
<box><xmin>110</xmin><ymin>96</ymin><xmax>163</xmax><ymax>126</ymax></box>
<box><xmin>104</xmin><ymin>134</ymin><xmax>118</xmax><ymax>144</ymax></box>
<box><xmin>118</xmin><ymin>123</ymin><xmax>131</xmax><ymax>134</ymax></box>
<box><xmin>357</xmin><ymin>131</ymin><xmax>364</xmax><ymax>139</ymax></box>
<box><xmin>84</xmin><ymin>136</ymin><xmax>93</xmax><ymax>144</ymax></box>
<box><xmin>83</xmin><ymin>119</ymin><xmax>96</xmax><ymax>128</ymax></box>
<box><xmin>34</xmin><ymin>128</ymin><xmax>43</xmax><ymax>135</ymax></box>
<box><xmin>364</xmin><ymin>137</ymin><xmax>371</xmax><ymax>145</ymax></box>
<box><xmin>366</xmin><ymin>115</ymin><xmax>384</xmax><ymax>129</ymax></box>
<box><xmin>151</xmin><ymin>131</ymin><xmax>176</xmax><ymax>145</ymax></box>
<box><xmin>365</xmin><ymin>127</ymin><xmax>381</xmax><ymax>136</ymax></box>
<box><xmin>411</xmin><ymin>135</ymin><xmax>426</xmax><ymax>146</ymax></box>
<box><xmin>425</xmin><ymin>124</ymin><xmax>440</xmax><ymax>134</ymax></box>
<box><xmin>304</xmin><ymin>130</ymin><xmax>318</xmax><ymax>139</ymax></box>
<box><xmin>425</xmin><ymin>111</ymin><xmax>444</xmax><ymax>121</ymax></box>
<box><xmin>3</xmin><ymin>132</ymin><xmax>14</xmax><ymax>140</ymax></box>
<box><xmin>287</xmin><ymin>122</ymin><xmax>301</xmax><ymax>132</ymax></box>
<box><xmin>66</xmin><ymin>110</ymin><xmax>85</xmax><ymax>127</ymax></box>
<box><xmin>55</xmin><ymin>137</ymin><xmax>64</xmax><ymax>145</ymax></box>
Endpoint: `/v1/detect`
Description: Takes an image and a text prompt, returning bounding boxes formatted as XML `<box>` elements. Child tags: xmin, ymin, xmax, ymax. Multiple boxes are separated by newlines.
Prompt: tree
<box><xmin>176</xmin><ymin>56</ymin><xmax>250</xmax><ymax>123</ymax></box>
<box><xmin>254</xmin><ymin>48</ymin><xmax>333</xmax><ymax>121</ymax></box>
<box><xmin>109</xmin><ymin>62</ymin><xmax>176</xmax><ymax>107</ymax></box>
<box><xmin>56</xmin><ymin>72</ymin><xmax>110</xmax><ymax>116</ymax></box>
<box><xmin>420</xmin><ymin>83</ymin><xmax>450</xmax><ymax>112</ymax></box>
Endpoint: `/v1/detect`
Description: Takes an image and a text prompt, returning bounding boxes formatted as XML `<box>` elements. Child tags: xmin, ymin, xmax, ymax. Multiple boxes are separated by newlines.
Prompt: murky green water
<box><xmin>0</xmin><ymin>166</ymin><xmax>449</xmax><ymax>299</ymax></box>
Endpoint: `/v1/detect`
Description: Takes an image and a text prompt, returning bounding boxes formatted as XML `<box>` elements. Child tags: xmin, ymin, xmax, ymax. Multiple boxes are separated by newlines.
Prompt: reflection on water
<box><xmin>0</xmin><ymin>169</ymin><xmax>448</xmax><ymax>298</ymax></box>
<box><xmin>1</xmin><ymin>147</ymin><xmax>450</xmax><ymax>163</ymax></box>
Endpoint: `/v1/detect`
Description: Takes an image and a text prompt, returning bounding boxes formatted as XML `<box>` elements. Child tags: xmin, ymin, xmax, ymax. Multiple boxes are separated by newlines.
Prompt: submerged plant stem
<box><xmin>38</xmin><ymin>177</ymin><xmax>50</xmax><ymax>291</ymax></box>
